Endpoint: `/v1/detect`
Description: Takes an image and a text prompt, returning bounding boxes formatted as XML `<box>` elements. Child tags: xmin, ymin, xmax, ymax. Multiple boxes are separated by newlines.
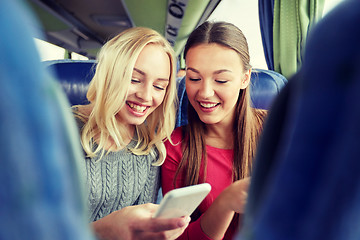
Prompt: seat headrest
<box><xmin>44</xmin><ymin>60</ymin><xmax>96</xmax><ymax>106</ymax></box>
<box><xmin>250</xmin><ymin>69</ymin><xmax>288</xmax><ymax>110</ymax></box>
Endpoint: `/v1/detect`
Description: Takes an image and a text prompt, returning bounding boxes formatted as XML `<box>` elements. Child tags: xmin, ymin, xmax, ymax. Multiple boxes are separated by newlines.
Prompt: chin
<box><xmin>131</xmin><ymin>119</ymin><xmax>146</xmax><ymax>126</ymax></box>
<box><xmin>199</xmin><ymin>117</ymin><xmax>216</xmax><ymax>125</ymax></box>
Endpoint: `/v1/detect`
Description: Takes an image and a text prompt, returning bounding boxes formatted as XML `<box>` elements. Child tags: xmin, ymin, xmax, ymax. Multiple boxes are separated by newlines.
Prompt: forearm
<box><xmin>200</xmin><ymin>178</ymin><xmax>250</xmax><ymax>239</ymax></box>
<box><xmin>200</xmin><ymin>197</ymin><xmax>234</xmax><ymax>240</ymax></box>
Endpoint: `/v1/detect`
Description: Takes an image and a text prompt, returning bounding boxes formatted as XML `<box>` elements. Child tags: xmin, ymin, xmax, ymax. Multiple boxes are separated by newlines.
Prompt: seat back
<box><xmin>250</xmin><ymin>69</ymin><xmax>287</xmax><ymax>110</ymax></box>
<box><xmin>44</xmin><ymin>59</ymin><xmax>96</xmax><ymax>106</ymax></box>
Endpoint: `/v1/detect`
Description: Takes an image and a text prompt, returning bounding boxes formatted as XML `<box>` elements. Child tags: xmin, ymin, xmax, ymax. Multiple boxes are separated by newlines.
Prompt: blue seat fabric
<box><xmin>44</xmin><ymin>60</ymin><xmax>96</xmax><ymax>106</ymax></box>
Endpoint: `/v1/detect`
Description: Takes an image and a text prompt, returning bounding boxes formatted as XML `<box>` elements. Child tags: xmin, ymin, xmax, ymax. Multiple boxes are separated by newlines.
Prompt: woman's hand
<box><xmin>92</xmin><ymin>203</ymin><xmax>190</xmax><ymax>240</ymax></box>
<box><xmin>217</xmin><ymin>177</ymin><xmax>250</xmax><ymax>214</ymax></box>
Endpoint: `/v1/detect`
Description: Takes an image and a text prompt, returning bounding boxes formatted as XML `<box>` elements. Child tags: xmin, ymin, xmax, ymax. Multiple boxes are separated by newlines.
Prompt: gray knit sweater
<box><xmin>77</xmin><ymin>124</ymin><xmax>160</xmax><ymax>222</ymax></box>
<box><xmin>84</xmin><ymin>142</ymin><xmax>160</xmax><ymax>222</ymax></box>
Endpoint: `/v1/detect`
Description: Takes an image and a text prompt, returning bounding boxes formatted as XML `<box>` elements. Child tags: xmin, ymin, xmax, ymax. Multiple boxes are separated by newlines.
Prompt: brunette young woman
<box><xmin>162</xmin><ymin>21</ymin><xmax>267</xmax><ymax>240</ymax></box>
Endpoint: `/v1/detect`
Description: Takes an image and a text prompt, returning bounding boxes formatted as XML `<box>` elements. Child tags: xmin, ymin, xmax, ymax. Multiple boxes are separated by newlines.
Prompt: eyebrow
<box><xmin>186</xmin><ymin>67</ymin><xmax>232</xmax><ymax>75</ymax></box>
<box><xmin>133</xmin><ymin>67</ymin><xmax>145</xmax><ymax>76</ymax></box>
<box><xmin>186</xmin><ymin>67</ymin><xmax>200</xmax><ymax>74</ymax></box>
<box><xmin>213</xmin><ymin>69</ymin><xmax>232</xmax><ymax>74</ymax></box>
<box><xmin>133</xmin><ymin>67</ymin><xmax>169</xmax><ymax>81</ymax></box>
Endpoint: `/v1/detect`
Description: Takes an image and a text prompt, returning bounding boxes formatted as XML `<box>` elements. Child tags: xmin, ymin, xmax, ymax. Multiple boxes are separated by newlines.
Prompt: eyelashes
<box><xmin>131</xmin><ymin>79</ymin><xmax>167</xmax><ymax>91</ymax></box>
<box><xmin>188</xmin><ymin>78</ymin><xmax>228</xmax><ymax>84</ymax></box>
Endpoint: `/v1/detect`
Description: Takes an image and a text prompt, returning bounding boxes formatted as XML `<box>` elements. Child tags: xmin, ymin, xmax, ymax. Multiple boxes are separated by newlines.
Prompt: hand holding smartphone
<box><xmin>153</xmin><ymin>183</ymin><xmax>211</xmax><ymax>218</ymax></box>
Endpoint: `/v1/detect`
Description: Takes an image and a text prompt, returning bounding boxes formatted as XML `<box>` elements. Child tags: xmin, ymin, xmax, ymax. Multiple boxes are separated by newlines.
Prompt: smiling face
<box><xmin>185</xmin><ymin>43</ymin><xmax>251</xmax><ymax>127</ymax></box>
<box><xmin>117</xmin><ymin>43</ymin><xmax>171</xmax><ymax>128</ymax></box>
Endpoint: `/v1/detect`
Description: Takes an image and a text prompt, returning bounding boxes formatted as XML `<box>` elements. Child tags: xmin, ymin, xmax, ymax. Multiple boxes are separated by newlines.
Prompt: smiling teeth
<box><xmin>200</xmin><ymin>102</ymin><xmax>217</xmax><ymax>108</ymax></box>
<box><xmin>128</xmin><ymin>102</ymin><xmax>146</xmax><ymax>112</ymax></box>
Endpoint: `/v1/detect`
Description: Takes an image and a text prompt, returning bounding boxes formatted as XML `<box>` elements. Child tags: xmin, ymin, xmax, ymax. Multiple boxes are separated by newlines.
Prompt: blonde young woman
<box><xmin>73</xmin><ymin>27</ymin><xmax>189</xmax><ymax>240</ymax></box>
<box><xmin>162</xmin><ymin>21</ymin><xmax>267</xmax><ymax>240</ymax></box>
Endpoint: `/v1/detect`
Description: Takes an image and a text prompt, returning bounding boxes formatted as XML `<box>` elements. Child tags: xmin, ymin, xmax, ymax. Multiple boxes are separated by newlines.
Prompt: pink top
<box><xmin>162</xmin><ymin>127</ymin><xmax>238</xmax><ymax>240</ymax></box>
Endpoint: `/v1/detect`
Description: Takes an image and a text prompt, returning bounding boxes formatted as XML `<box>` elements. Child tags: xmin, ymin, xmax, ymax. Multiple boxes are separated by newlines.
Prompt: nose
<box><xmin>198</xmin><ymin>80</ymin><xmax>214</xmax><ymax>98</ymax></box>
<box><xmin>135</xmin><ymin>83</ymin><xmax>152</xmax><ymax>101</ymax></box>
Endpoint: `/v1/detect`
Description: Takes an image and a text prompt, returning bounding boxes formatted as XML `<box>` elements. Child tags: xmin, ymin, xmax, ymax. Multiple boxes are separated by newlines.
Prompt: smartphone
<box><xmin>153</xmin><ymin>183</ymin><xmax>211</xmax><ymax>218</ymax></box>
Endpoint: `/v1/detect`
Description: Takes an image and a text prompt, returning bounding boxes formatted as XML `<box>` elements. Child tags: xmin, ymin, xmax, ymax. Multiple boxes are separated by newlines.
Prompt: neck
<box><xmin>99</xmin><ymin>116</ymin><xmax>136</xmax><ymax>151</ymax></box>
<box><xmin>205</xmin><ymin>122</ymin><xmax>234</xmax><ymax>149</ymax></box>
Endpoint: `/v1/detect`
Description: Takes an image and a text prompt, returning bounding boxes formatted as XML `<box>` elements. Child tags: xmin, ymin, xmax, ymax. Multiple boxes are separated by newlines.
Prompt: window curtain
<box><xmin>259</xmin><ymin>0</ymin><xmax>325</xmax><ymax>79</ymax></box>
<box><xmin>258</xmin><ymin>0</ymin><xmax>275</xmax><ymax>71</ymax></box>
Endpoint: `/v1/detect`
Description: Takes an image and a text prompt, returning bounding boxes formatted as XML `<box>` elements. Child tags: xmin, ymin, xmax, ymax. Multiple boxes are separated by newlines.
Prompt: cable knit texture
<box><xmin>76</xmin><ymin>121</ymin><xmax>160</xmax><ymax>222</ymax></box>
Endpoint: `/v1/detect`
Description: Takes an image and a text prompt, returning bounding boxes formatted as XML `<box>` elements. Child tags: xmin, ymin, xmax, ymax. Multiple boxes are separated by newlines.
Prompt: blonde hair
<box><xmin>73</xmin><ymin>27</ymin><xmax>177</xmax><ymax>165</ymax></box>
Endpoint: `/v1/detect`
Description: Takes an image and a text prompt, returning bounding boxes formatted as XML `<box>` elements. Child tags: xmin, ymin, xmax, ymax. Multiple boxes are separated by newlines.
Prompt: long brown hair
<box><xmin>174</xmin><ymin>21</ymin><xmax>267</xmax><ymax>187</ymax></box>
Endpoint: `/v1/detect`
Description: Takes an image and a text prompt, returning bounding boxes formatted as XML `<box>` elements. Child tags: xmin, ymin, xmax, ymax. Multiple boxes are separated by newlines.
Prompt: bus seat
<box><xmin>250</xmin><ymin>69</ymin><xmax>288</xmax><ymax>110</ymax></box>
<box><xmin>176</xmin><ymin>68</ymin><xmax>288</xmax><ymax>127</ymax></box>
<box><xmin>44</xmin><ymin>60</ymin><xmax>96</xmax><ymax>106</ymax></box>
<box><xmin>44</xmin><ymin>60</ymin><xmax>287</xmax><ymax>127</ymax></box>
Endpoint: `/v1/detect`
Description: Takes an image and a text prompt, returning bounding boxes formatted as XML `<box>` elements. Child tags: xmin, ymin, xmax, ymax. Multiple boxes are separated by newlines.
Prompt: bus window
<box><xmin>34</xmin><ymin>38</ymin><xmax>88</xmax><ymax>61</ymax></box>
<box><xmin>207</xmin><ymin>0</ymin><xmax>267</xmax><ymax>69</ymax></box>
<box><xmin>323</xmin><ymin>0</ymin><xmax>345</xmax><ymax>15</ymax></box>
